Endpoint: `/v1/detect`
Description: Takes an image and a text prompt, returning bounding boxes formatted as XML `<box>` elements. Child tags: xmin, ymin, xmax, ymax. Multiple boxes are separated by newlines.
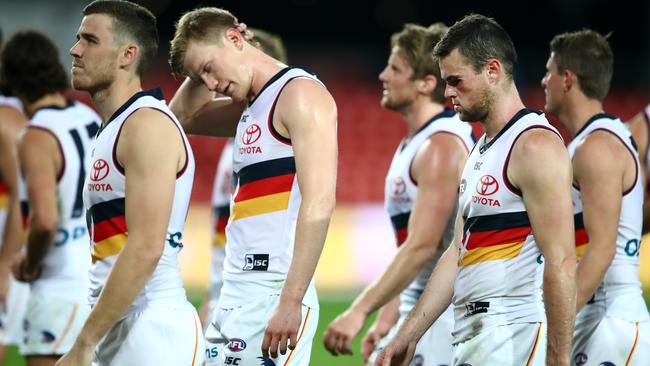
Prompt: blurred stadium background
<box><xmin>1</xmin><ymin>0</ymin><xmax>649</xmax><ymax>365</ymax></box>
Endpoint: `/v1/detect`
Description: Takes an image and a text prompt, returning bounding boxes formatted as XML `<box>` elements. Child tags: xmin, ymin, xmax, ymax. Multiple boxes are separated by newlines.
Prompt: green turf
<box><xmin>4</xmin><ymin>293</ymin><xmax>650</xmax><ymax>366</ymax></box>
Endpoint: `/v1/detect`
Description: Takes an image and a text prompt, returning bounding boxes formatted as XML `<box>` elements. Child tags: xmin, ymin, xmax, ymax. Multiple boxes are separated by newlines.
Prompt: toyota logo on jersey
<box><xmin>242</xmin><ymin>124</ymin><xmax>261</xmax><ymax>145</ymax></box>
<box><xmin>90</xmin><ymin>159</ymin><xmax>109</xmax><ymax>181</ymax></box>
<box><xmin>476</xmin><ymin>174</ymin><xmax>499</xmax><ymax>196</ymax></box>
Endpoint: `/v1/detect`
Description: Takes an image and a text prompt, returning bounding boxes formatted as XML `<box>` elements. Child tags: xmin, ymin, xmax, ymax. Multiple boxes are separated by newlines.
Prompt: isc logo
<box><xmin>243</xmin><ymin>254</ymin><xmax>269</xmax><ymax>271</ymax></box>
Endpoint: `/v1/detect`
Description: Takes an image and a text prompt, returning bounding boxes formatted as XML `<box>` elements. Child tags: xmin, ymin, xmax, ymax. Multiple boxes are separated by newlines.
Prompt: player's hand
<box><xmin>236</xmin><ymin>22</ymin><xmax>256</xmax><ymax>45</ymax></box>
<box><xmin>10</xmin><ymin>252</ymin><xmax>40</xmax><ymax>283</ymax></box>
<box><xmin>374</xmin><ymin>334</ymin><xmax>416</xmax><ymax>366</ymax></box>
<box><xmin>262</xmin><ymin>297</ymin><xmax>302</xmax><ymax>359</ymax></box>
<box><xmin>361</xmin><ymin>318</ymin><xmax>393</xmax><ymax>362</ymax></box>
<box><xmin>323</xmin><ymin>307</ymin><xmax>367</xmax><ymax>356</ymax></box>
<box><xmin>55</xmin><ymin>341</ymin><xmax>94</xmax><ymax>366</ymax></box>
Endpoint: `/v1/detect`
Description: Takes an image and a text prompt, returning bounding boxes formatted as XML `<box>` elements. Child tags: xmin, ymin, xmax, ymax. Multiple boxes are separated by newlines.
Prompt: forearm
<box><xmin>375</xmin><ymin>296</ymin><xmax>401</xmax><ymax>328</ymax></box>
<box><xmin>574</xmin><ymin>245</ymin><xmax>613</xmax><ymax>312</ymax></box>
<box><xmin>543</xmin><ymin>259</ymin><xmax>576</xmax><ymax>364</ymax></box>
<box><xmin>397</xmin><ymin>246</ymin><xmax>457</xmax><ymax>342</ymax></box>
<box><xmin>169</xmin><ymin>77</ymin><xmax>214</xmax><ymax>126</ymax></box>
<box><xmin>76</xmin><ymin>240</ymin><xmax>160</xmax><ymax>345</ymax></box>
<box><xmin>351</xmin><ymin>243</ymin><xmax>435</xmax><ymax>315</ymax></box>
<box><xmin>24</xmin><ymin>227</ymin><xmax>55</xmax><ymax>274</ymax></box>
<box><xmin>281</xmin><ymin>200</ymin><xmax>333</xmax><ymax>304</ymax></box>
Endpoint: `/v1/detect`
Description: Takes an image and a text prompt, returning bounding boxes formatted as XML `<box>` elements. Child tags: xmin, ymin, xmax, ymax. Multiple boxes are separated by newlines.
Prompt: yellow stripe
<box><xmin>91</xmin><ymin>233</ymin><xmax>128</xmax><ymax>263</ymax></box>
<box><xmin>576</xmin><ymin>242</ymin><xmax>589</xmax><ymax>260</ymax></box>
<box><xmin>213</xmin><ymin>232</ymin><xmax>227</xmax><ymax>247</ymax></box>
<box><xmin>230</xmin><ymin>192</ymin><xmax>291</xmax><ymax>221</ymax></box>
<box><xmin>0</xmin><ymin>194</ymin><xmax>7</xmax><ymax>209</ymax></box>
<box><xmin>460</xmin><ymin>241</ymin><xmax>524</xmax><ymax>267</ymax></box>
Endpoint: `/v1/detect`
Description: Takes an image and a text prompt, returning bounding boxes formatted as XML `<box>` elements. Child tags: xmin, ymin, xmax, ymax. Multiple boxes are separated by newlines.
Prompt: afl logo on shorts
<box><xmin>412</xmin><ymin>354</ymin><xmax>424</xmax><ymax>366</ymax></box>
<box><xmin>90</xmin><ymin>159</ymin><xmax>109</xmax><ymax>181</ymax></box>
<box><xmin>242</xmin><ymin>124</ymin><xmax>262</xmax><ymax>145</ymax></box>
<box><xmin>476</xmin><ymin>174</ymin><xmax>498</xmax><ymax>196</ymax></box>
<box><xmin>227</xmin><ymin>338</ymin><xmax>247</xmax><ymax>352</ymax></box>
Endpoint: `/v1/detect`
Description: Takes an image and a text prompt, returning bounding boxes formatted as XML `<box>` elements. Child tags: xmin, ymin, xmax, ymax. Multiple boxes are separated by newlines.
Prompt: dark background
<box><xmin>144</xmin><ymin>0</ymin><xmax>650</xmax><ymax>87</ymax></box>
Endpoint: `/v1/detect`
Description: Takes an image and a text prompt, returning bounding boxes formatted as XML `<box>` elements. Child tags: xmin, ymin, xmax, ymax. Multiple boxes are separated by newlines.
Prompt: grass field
<box><xmin>4</xmin><ymin>293</ymin><xmax>650</xmax><ymax>366</ymax></box>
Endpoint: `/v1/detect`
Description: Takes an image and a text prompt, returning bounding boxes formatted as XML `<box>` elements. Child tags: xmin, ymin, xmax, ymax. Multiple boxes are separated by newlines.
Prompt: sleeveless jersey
<box><xmin>209</xmin><ymin>139</ymin><xmax>233</xmax><ymax>299</ymax></box>
<box><xmin>28</xmin><ymin>100</ymin><xmax>100</xmax><ymax>302</ymax></box>
<box><xmin>0</xmin><ymin>96</ymin><xmax>23</xmax><ymax>246</ymax></box>
<box><xmin>644</xmin><ymin>104</ymin><xmax>650</xmax><ymax>170</ymax></box>
<box><xmin>454</xmin><ymin>109</ymin><xmax>560</xmax><ymax>343</ymax></box>
<box><xmin>220</xmin><ymin>68</ymin><xmax>325</xmax><ymax>308</ymax></box>
<box><xmin>384</xmin><ymin>109</ymin><xmax>473</xmax><ymax>308</ymax></box>
<box><xmin>568</xmin><ymin>113</ymin><xmax>649</xmax><ymax>323</ymax></box>
<box><xmin>83</xmin><ymin>88</ymin><xmax>194</xmax><ymax>312</ymax></box>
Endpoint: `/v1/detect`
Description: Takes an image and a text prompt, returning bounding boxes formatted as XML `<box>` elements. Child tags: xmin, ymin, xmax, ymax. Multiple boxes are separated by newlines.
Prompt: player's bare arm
<box><xmin>572</xmin><ymin>131</ymin><xmax>632</xmax><ymax>311</ymax></box>
<box><xmin>57</xmin><ymin>109</ymin><xmax>184</xmax><ymax>366</ymax></box>
<box><xmin>323</xmin><ymin>133</ymin><xmax>466</xmax><ymax>356</ymax></box>
<box><xmin>169</xmin><ymin>76</ymin><xmax>244</xmax><ymax>137</ymax></box>
<box><xmin>508</xmin><ymin>128</ymin><xmax>576</xmax><ymax>366</ymax></box>
<box><xmin>374</xmin><ymin>235</ymin><xmax>461</xmax><ymax>366</ymax></box>
<box><xmin>11</xmin><ymin>128</ymin><xmax>62</xmax><ymax>281</ymax></box>
<box><xmin>261</xmin><ymin>78</ymin><xmax>337</xmax><ymax>359</ymax></box>
<box><xmin>626</xmin><ymin>110</ymin><xmax>650</xmax><ymax>233</ymax></box>
<box><xmin>0</xmin><ymin>108</ymin><xmax>26</xmax><ymax>305</ymax></box>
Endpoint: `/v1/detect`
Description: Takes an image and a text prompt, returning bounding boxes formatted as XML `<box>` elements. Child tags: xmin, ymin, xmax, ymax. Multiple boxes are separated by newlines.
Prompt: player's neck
<box><xmin>481</xmin><ymin>82</ymin><xmax>525</xmax><ymax>139</ymax></box>
<box><xmin>403</xmin><ymin>100</ymin><xmax>444</xmax><ymax>138</ymax></box>
<box><xmin>246</xmin><ymin>52</ymin><xmax>287</xmax><ymax>102</ymax></box>
<box><xmin>561</xmin><ymin>95</ymin><xmax>604</xmax><ymax>137</ymax></box>
<box><xmin>92</xmin><ymin>75</ymin><xmax>143</xmax><ymax>124</ymax></box>
<box><xmin>25</xmin><ymin>92</ymin><xmax>67</xmax><ymax>118</ymax></box>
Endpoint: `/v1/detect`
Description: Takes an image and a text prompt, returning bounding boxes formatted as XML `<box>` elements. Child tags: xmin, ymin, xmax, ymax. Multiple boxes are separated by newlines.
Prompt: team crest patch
<box><xmin>258</xmin><ymin>357</ymin><xmax>276</xmax><ymax>366</ymax></box>
<box><xmin>227</xmin><ymin>338</ymin><xmax>247</xmax><ymax>352</ymax></box>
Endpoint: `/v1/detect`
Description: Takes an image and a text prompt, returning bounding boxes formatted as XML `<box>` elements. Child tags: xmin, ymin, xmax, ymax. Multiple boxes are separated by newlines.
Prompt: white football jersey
<box><xmin>209</xmin><ymin>139</ymin><xmax>233</xmax><ymax>301</ymax></box>
<box><xmin>221</xmin><ymin>68</ymin><xmax>326</xmax><ymax>308</ymax></box>
<box><xmin>454</xmin><ymin>109</ymin><xmax>560</xmax><ymax>343</ymax></box>
<box><xmin>568</xmin><ymin>113</ymin><xmax>649</xmax><ymax>324</ymax></box>
<box><xmin>27</xmin><ymin>100</ymin><xmax>100</xmax><ymax>302</ymax></box>
<box><xmin>83</xmin><ymin>88</ymin><xmax>194</xmax><ymax>312</ymax></box>
<box><xmin>384</xmin><ymin>109</ymin><xmax>474</xmax><ymax>308</ymax></box>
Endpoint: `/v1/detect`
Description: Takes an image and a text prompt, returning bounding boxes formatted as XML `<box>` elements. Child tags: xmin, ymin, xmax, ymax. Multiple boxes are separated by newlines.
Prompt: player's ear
<box><xmin>119</xmin><ymin>43</ymin><xmax>138</xmax><ymax>70</ymax></box>
<box><xmin>484</xmin><ymin>58</ymin><xmax>501</xmax><ymax>84</ymax></box>
<box><xmin>225</xmin><ymin>28</ymin><xmax>244</xmax><ymax>50</ymax></box>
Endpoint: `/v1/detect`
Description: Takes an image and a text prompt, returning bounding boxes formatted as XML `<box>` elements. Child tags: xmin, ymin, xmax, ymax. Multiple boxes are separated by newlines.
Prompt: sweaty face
<box><xmin>183</xmin><ymin>39</ymin><xmax>249</xmax><ymax>102</ymax></box>
<box><xmin>439</xmin><ymin>49</ymin><xmax>493</xmax><ymax>123</ymax></box>
<box><xmin>69</xmin><ymin>14</ymin><xmax>119</xmax><ymax>93</ymax></box>
<box><xmin>541</xmin><ymin>54</ymin><xmax>565</xmax><ymax>117</ymax></box>
<box><xmin>378</xmin><ymin>47</ymin><xmax>418</xmax><ymax>112</ymax></box>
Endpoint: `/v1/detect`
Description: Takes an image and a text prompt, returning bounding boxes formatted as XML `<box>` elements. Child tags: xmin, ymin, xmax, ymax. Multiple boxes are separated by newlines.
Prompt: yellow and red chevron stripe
<box><xmin>460</xmin><ymin>211</ymin><xmax>531</xmax><ymax>267</ymax></box>
<box><xmin>0</xmin><ymin>181</ymin><xmax>8</xmax><ymax>209</ymax></box>
<box><xmin>231</xmin><ymin>157</ymin><xmax>296</xmax><ymax>221</ymax></box>
<box><xmin>213</xmin><ymin>204</ymin><xmax>229</xmax><ymax>247</ymax></box>
<box><xmin>574</xmin><ymin>213</ymin><xmax>589</xmax><ymax>259</ymax></box>
<box><xmin>89</xmin><ymin>198</ymin><xmax>127</xmax><ymax>263</ymax></box>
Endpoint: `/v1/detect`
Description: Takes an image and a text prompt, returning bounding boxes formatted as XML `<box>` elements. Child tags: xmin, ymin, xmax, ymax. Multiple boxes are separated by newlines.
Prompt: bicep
<box><xmin>509</xmin><ymin>131</ymin><xmax>574</xmax><ymax>259</ymax></box>
<box><xmin>118</xmin><ymin>111</ymin><xmax>184</xmax><ymax>244</ymax></box>
<box><xmin>280</xmin><ymin>81</ymin><xmax>338</xmax><ymax>198</ymax></box>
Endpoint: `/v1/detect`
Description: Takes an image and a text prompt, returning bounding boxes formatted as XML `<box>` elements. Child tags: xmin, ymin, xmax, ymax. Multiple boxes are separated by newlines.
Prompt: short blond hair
<box><xmin>169</xmin><ymin>7</ymin><xmax>237</xmax><ymax>75</ymax></box>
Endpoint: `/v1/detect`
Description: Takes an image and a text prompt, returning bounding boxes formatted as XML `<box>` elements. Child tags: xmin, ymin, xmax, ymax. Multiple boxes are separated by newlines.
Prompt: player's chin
<box><xmin>70</xmin><ymin>78</ymin><xmax>91</xmax><ymax>92</ymax></box>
